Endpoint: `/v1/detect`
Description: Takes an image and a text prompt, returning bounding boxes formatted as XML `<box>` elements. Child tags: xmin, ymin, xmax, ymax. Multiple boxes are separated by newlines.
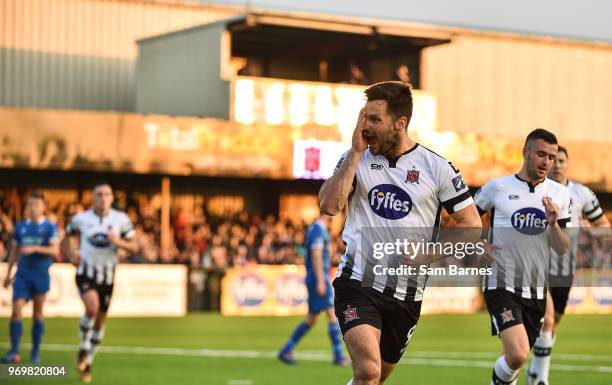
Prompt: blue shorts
<box><xmin>13</xmin><ymin>270</ymin><xmax>50</xmax><ymax>301</ymax></box>
<box><xmin>307</xmin><ymin>280</ymin><xmax>334</xmax><ymax>314</ymax></box>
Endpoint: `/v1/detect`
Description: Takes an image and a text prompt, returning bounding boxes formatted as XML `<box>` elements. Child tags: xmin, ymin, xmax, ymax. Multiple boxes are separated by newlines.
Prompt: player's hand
<box><xmin>107</xmin><ymin>230</ymin><xmax>120</xmax><ymax>246</ymax></box>
<box><xmin>2</xmin><ymin>275</ymin><xmax>12</xmax><ymax>289</ymax></box>
<box><xmin>316</xmin><ymin>280</ymin><xmax>326</xmax><ymax>297</ymax></box>
<box><xmin>479</xmin><ymin>242</ymin><xmax>502</xmax><ymax>265</ymax></box>
<box><xmin>351</xmin><ymin>108</ymin><xmax>367</xmax><ymax>154</ymax></box>
<box><xmin>542</xmin><ymin>196</ymin><xmax>560</xmax><ymax>226</ymax></box>
<box><xmin>20</xmin><ymin>245</ymin><xmax>37</xmax><ymax>255</ymax></box>
<box><xmin>70</xmin><ymin>251</ymin><xmax>81</xmax><ymax>266</ymax></box>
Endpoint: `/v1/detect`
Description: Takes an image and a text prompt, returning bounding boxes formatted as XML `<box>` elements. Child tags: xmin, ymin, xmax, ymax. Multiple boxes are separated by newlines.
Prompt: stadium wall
<box><xmin>422</xmin><ymin>33</ymin><xmax>612</xmax><ymax>143</ymax></box>
<box><xmin>0</xmin><ymin>0</ymin><xmax>238</xmax><ymax>111</ymax></box>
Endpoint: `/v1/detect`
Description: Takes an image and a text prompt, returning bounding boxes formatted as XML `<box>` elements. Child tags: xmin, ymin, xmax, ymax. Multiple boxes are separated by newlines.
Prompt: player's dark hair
<box><xmin>27</xmin><ymin>190</ymin><xmax>45</xmax><ymax>201</ymax></box>
<box><xmin>364</xmin><ymin>81</ymin><xmax>413</xmax><ymax>124</ymax></box>
<box><xmin>92</xmin><ymin>181</ymin><xmax>112</xmax><ymax>191</ymax></box>
<box><xmin>557</xmin><ymin>145</ymin><xmax>568</xmax><ymax>158</ymax></box>
<box><xmin>524</xmin><ymin>128</ymin><xmax>557</xmax><ymax>146</ymax></box>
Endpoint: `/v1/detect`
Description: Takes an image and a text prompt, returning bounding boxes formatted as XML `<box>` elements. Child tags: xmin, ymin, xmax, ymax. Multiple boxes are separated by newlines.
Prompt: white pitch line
<box><xmin>2</xmin><ymin>343</ymin><xmax>612</xmax><ymax>373</ymax></box>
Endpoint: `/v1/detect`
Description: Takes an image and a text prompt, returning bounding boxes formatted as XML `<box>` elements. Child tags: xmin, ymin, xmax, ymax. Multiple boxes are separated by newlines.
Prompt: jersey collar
<box><xmin>25</xmin><ymin>217</ymin><xmax>46</xmax><ymax>225</ymax></box>
<box><xmin>514</xmin><ymin>174</ymin><xmax>546</xmax><ymax>193</ymax></box>
<box><xmin>384</xmin><ymin>143</ymin><xmax>419</xmax><ymax>168</ymax></box>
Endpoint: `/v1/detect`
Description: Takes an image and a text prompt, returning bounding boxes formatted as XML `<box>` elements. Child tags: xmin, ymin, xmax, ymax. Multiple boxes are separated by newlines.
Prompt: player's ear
<box><xmin>395</xmin><ymin>117</ymin><xmax>407</xmax><ymax>131</ymax></box>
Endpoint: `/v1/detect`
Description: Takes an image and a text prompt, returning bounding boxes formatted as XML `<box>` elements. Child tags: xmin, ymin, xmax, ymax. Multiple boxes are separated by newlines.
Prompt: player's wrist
<box><xmin>348</xmin><ymin>148</ymin><xmax>364</xmax><ymax>160</ymax></box>
<box><xmin>548</xmin><ymin>221</ymin><xmax>560</xmax><ymax>230</ymax></box>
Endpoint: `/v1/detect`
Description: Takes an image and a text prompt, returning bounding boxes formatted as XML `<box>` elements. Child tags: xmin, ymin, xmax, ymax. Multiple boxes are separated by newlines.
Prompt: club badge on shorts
<box><xmin>501</xmin><ymin>308</ymin><xmax>515</xmax><ymax>324</ymax></box>
<box><xmin>343</xmin><ymin>306</ymin><xmax>359</xmax><ymax>324</ymax></box>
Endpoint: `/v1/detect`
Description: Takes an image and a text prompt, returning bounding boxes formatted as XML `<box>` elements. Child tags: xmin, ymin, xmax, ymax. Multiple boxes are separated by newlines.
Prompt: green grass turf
<box><xmin>1</xmin><ymin>313</ymin><xmax>610</xmax><ymax>384</ymax></box>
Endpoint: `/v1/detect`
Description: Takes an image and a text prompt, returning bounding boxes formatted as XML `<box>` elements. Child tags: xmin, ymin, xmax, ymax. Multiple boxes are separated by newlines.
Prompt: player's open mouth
<box><xmin>363</xmin><ymin>132</ymin><xmax>377</xmax><ymax>145</ymax></box>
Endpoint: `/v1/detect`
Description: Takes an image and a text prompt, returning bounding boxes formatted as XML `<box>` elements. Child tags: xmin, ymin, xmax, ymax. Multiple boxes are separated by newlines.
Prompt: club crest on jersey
<box><xmin>511</xmin><ymin>207</ymin><xmax>547</xmax><ymax>235</ymax></box>
<box><xmin>501</xmin><ymin>308</ymin><xmax>515</xmax><ymax>324</ymax></box>
<box><xmin>88</xmin><ymin>233</ymin><xmax>112</xmax><ymax>248</ymax></box>
<box><xmin>405</xmin><ymin>168</ymin><xmax>420</xmax><ymax>184</ymax></box>
<box><xmin>343</xmin><ymin>306</ymin><xmax>359</xmax><ymax>324</ymax></box>
<box><xmin>368</xmin><ymin>184</ymin><xmax>413</xmax><ymax>220</ymax></box>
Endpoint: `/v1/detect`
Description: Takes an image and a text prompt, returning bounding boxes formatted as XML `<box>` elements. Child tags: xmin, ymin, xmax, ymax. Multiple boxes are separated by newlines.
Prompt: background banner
<box><xmin>0</xmin><ymin>263</ymin><xmax>187</xmax><ymax>317</ymax></box>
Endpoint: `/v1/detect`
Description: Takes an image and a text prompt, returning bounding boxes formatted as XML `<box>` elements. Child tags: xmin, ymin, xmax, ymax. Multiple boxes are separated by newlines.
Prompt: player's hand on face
<box><xmin>316</xmin><ymin>280</ymin><xmax>327</xmax><ymax>297</ymax></box>
<box><xmin>351</xmin><ymin>108</ymin><xmax>368</xmax><ymax>154</ymax></box>
<box><xmin>542</xmin><ymin>196</ymin><xmax>560</xmax><ymax>225</ymax></box>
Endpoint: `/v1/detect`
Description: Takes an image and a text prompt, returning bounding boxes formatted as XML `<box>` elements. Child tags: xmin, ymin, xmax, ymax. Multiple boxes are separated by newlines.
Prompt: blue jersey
<box><xmin>12</xmin><ymin>218</ymin><xmax>58</xmax><ymax>272</ymax></box>
<box><xmin>304</xmin><ymin>220</ymin><xmax>330</xmax><ymax>284</ymax></box>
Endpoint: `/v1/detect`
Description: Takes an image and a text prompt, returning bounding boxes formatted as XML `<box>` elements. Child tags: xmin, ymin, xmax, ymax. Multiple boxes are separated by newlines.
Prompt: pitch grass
<box><xmin>1</xmin><ymin>313</ymin><xmax>611</xmax><ymax>384</ymax></box>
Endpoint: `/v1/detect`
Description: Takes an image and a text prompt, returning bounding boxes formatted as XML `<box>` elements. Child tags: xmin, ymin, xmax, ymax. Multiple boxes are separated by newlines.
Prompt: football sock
<box><xmin>280</xmin><ymin>321</ymin><xmax>310</xmax><ymax>355</ymax></box>
<box><xmin>530</xmin><ymin>331</ymin><xmax>553</xmax><ymax>383</ymax></box>
<box><xmin>31</xmin><ymin>320</ymin><xmax>44</xmax><ymax>357</ymax></box>
<box><xmin>490</xmin><ymin>355</ymin><xmax>518</xmax><ymax>385</ymax></box>
<box><xmin>87</xmin><ymin>328</ymin><xmax>105</xmax><ymax>365</ymax></box>
<box><xmin>328</xmin><ymin>322</ymin><xmax>344</xmax><ymax>360</ymax></box>
<box><xmin>79</xmin><ymin>315</ymin><xmax>94</xmax><ymax>351</ymax></box>
<box><xmin>9</xmin><ymin>320</ymin><xmax>23</xmax><ymax>354</ymax></box>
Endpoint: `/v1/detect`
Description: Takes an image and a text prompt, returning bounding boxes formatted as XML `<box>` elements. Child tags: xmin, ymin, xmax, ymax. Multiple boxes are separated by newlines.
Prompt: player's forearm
<box><xmin>319</xmin><ymin>150</ymin><xmax>361</xmax><ymax>215</ymax></box>
<box><xmin>591</xmin><ymin>215</ymin><xmax>610</xmax><ymax>228</ymax></box>
<box><xmin>5</xmin><ymin>246</ymin><xmax>19</xmax><ymax>276</ymax></box>
<box><xmin>549</xmin><ymin>224</ymin><xmax>570</xmax><ymax>255</ymax></box>
<box><xmin>32</xmin><ymin>243</ymin><xmax>60</xmax><ymax>257</ymax></box>
<box><xmin>115</xmin><ymin>238</ymin><xmax>138</xmax><ymax>254</ymax></box>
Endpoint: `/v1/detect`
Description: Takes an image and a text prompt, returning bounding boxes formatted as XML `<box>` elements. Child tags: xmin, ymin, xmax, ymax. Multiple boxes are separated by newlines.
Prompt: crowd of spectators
<box><xmin>1</xmin><ymin>188</ymin><xmax>609</xmax><ymax>273</ymax></box>
<box><xmin>0</xmin><ymin>188</ymin><xmax>346</xmax><ymax>272</ymax></box>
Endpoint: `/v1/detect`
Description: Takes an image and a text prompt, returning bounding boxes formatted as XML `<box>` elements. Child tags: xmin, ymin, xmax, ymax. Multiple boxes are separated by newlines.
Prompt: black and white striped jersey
<box><xmin>67</xmin><ymin>209</ymin><xmax>135</xmax><ymax>285</ymax></box>
<box><xmin>550</xmin><ymin>180</ymin><xmax>605</xmax><ymax>277</ymax></box>
<box><xmin>335</xmin><ymin>144</ymin><xmax>474</xmax><ymax>301</ymax></box>
<box><xmin>475</xmin><ymin>175</ymin><xmax>571</xmax><ymax>299</ymax></box>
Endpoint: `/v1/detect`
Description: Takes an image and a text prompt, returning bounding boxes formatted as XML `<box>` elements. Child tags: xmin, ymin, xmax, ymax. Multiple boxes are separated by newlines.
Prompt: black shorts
<box><xmin>484</xmin><ymin>289</ymin><xmax>546</xmax><ymax>349</ymax></box>
<box><xmin>76</xmin><ymin>273</ymin><xmax>114</xmax><ymax>313</ymax></box>
<box><xmin>549</xmin><ymin>286</ymin><xmax>571</xmax><ymax>315</ymax></box>
<box><xmin>333</xmin><ymin>278</ymin><xmax>421</xmax><ymax>364</ymax></box>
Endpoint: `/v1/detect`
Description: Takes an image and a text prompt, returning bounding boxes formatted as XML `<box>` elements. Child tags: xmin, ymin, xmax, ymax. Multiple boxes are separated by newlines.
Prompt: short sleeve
<box><xmin>66</xmin><ymin>215</ymin><xmax>81</xmax><ymax>235</ymax></box>
<box><xmin>309</xmin><ymin>225</ymin><xmax>325</xmax><ymax>250</ymax></box>
<box><xmin>581</xmin><ymin>186</ymin><xmax>604</xmax><ymax>223</ymax></box>
<box><xmin>11</xmin><ymin>223</ymin><xmax>21</xmax><ymax>244</ymax></box>
<box><xmin>474</xmin><ymin>181</ymin><xmax>494</xmax><ymax>214</ymax></box>
<box><xmin>437</xmin><ymin>160</ymin><xmax>474</xmax><ymax>214</ymax></box>
<box><xmin>332</xmin><ymin>150</ymin><xmax>350</xmax><ymax>175</ymax></box>
<box><xmin>120</xmin><ymin>214</ymin><xmax>135</xmax><ymax>239</ymax></box>
<box><xmin>48</xmin><ymin>223</ymin><xmax>59</xmax><ymax>243</ymax></box>
<box><xmin>557</xmin><ymin>187</ymin><xmax>572</xmax><ymax>228</ymax></box>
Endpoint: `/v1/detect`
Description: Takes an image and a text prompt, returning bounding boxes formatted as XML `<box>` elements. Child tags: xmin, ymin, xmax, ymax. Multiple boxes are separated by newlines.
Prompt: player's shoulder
<box><xmin>110</xmin><ymin>208</ymin><xmax>130</xmax><ymax>220</ymax></box>
<box><xmin>72</xmin><ymin>209</ymin><xmax>91</xmax><ymax>221</ymax></box>
<box><xmin>544</xmin><ymin>178</ymin><xmax>570</xmax><ymax>196</ymax></box>
<box><xmin>568</xmin><ymin>180</ymin><xmax>595</xmax><ymax>198</ymax></box>
<box><xmin>42</xmin><ymin>218</ymin><xmax>57</xmax><ymax>229</ymax></box>
<box><xmin>309</xmin><ymin>221</ymin><xmax>325</xmax><ymax>235</ymax></box>
<box><xmin>481</xmin><ymin>175</ymin><xmax>513</xmax><ymax>190</ymax></box>
<box><xmin>415</xmin><ymin>144</ymin><xmax>449</xmax><ymax>165</ymax></box>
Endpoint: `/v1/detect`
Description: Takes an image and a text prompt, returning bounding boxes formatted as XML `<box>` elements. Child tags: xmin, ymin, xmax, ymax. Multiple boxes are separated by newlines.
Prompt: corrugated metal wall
<box><xmin>0</xmin><ymin>0</ymin><xmax>238</xmax><ymax>111</ymax></box>
<box><xmin>422</xmin><ymin>33</ymin><xmax>612</xmax><ymax>143</ymax></box>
